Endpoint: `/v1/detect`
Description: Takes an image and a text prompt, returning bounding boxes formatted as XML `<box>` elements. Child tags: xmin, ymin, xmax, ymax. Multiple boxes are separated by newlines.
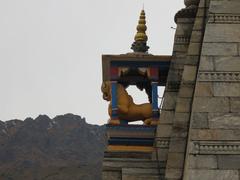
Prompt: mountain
<box><xmin>0</xmin><ymin>114</ymin><xmax>106</xmax><ymax>180</ymax></box>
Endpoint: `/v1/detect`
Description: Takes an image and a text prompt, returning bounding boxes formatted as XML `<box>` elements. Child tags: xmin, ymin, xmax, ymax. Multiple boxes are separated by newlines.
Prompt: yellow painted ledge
<box><xmin>107</xmin><ymin>145</ymin><xmax>154</xmax><ymax>152</ymax></box>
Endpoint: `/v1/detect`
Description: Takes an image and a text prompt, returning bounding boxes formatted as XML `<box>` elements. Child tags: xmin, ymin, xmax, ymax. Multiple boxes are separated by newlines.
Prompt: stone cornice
<box><xmin>198</xmin><ymin>71</ymin><xmax>240</xmax><ymax>82</ymax></box>
<box><xmin>192</xmin><ymin>141</ymin><xmax>240</xmax><ymax>155</ymax></box>
<box><xmin>175</xmin><ymin>36</ymin><xmax>191</xmax><ymax>44</ymax></box>
<box><xmin>155</xmin><ymin>138</ymin><xmax>170</xmax><ymax>148</ymax></box>
<box><xmin>208</xmin><ymin>13</ymin><xmax>240</xmax><ymax>24</ymax></box>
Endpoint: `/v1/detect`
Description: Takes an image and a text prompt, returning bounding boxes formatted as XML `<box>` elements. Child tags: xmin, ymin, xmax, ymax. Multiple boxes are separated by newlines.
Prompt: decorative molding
<box><xmin>175</xmin><ymin>6</ymin><xmax>198</xmax><ymax>23</ymax></box>
<box><xmin>198</xmin><ymin>72</ymin><xmax>240</xmax><ymax>82</ymax></box>
<box><xmin>192</xmin><ymin>141</ymin><xmax>240</xmax><ymax>155</ymax></box>
<box><xmin>156</xmin><ymin>138</ymin><xmax>170</xmax><ymax>148</ymax></box>
<box><xmin>175</xmin><ymin>36</ymin><xmax>191</xmax><ymax>44</ymax></box>
<box><xmin>208</xmin><ymin>13</ymin><xmax>240</xmax><ymax>24</ymax></box>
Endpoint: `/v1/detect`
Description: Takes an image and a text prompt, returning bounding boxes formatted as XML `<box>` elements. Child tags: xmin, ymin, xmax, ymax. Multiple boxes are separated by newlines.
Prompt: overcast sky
<box><xmin>0</xmin><ymin>0</ymin><xmax>184</xmax><ymax>125</ymax></box>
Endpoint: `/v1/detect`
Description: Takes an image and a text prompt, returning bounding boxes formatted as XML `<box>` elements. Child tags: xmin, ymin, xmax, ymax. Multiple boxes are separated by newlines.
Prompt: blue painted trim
<box><xmin>151</xmin><ymin>82</ymin><xmax>158</xmax><ymax>110</ymax></box>
<box><xmin>108</xmin><ymin>138</ymin><xmax>154</xmax><ymax>146</ymax></box>
<box><xmin>111</xmin><ymin>82</ymin><xmax>118</xmax><ymax>119</ymax></box>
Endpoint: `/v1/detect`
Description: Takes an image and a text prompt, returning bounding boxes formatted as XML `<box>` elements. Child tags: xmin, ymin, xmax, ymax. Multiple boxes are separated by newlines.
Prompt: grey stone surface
<box><xmin>188</xmin><ymin>170</ymin><xmax>239</xmax><ymax>180</ymax></box>
<box><xmin>193</xmin><ymin>97</ymin><xmax>229</xmax><ymax>112</ymax></box>
<box><xmin>173</xmin><ymin>44</ymin><xmax>190</xmax><ymax>53</ymax></box>
<box><xmin>157</xmin><ymin>124</ymin><xmax>173</xmax><ymax>138</ymax></box>
<box><xmin>187</xmin><ymin>43</ymin><xmax>201</xmax><ymax>56</ymax></box>
<box><xmin>230</xmin><ymin>98</ymin><xmax>240</xmax><ymax>112</ymax></box>
<box><xmin>162</xmin><ymin>92</ymin><xmax>177</xmax><ymax>110</ymax></box>
<box><xmin>168</xmin><ymin>138</ymin><xmax>187</xmax><ymax>153</ymax></box>
<box><xmin>103</xmin><ymin>158</ymin><xmax>159</xmax><ymax>169</ymax></box>
<box><xmin>154</xmin><ymin>148</ymin><xmax>169</xmax><ymax>161</ymax></box>
<box><xmin>182</xmin><ymin>65</ymin><xmax>197</xmax><ymax>82</ymax></box>
<box><xmin>208</xmin><ymin>113</ymin><xmax>240</xmax><ymax>129</ymax></box>
<box><xmin>173</xmin><ymin>113</ymin><xmax>190</xmax><ymax>131</ymax></box>
<box><xmin>210</xmin><ymin>0</ymin><xmax>240</xmax><ymax>14</ymax></box>
<box><xmin>159</xmin><ymin>110</ymin><xmax>175</xmax><ymax>124</ymax></box>
<box><xmin>190</xmin><ymin>129</ymin><xmax>240</xmax><ymax>141</ymax></box>
<box><xmin>165</xmin><ymin>168</ymin><xmax>183</xmax><ymax>179</ymax></box>
<box><xmin>166</xmin><ymin>153</ymin><xmax>185</xmax><ymax>169</ymax></box>
<box><xmin>218</xmin><ymin>155</ymin><xmax>240</xmax><ymax>169</ymax></box>
<box><xmin>175</xmin><ymin>98</ymin><xmax>192</xmax><ymax>113</ymax></box>
<box><xmin>188</xmin><ymin>155</ymin><xmax>217</xmax><ymax>169</ymax></box>
<box><xmin>184</xmin><ymin>55</ymin><xmax>200</xmax><ymax>65</ymax></box>
<box><xmin>202</xmin><ymin>43</ymin><xmax>238</xmax><ymax>56</ymax></box>
<box><xmin>178</xmin><ymin>85</ymin><xmax>194</xmax><ymax>98</ymax></box>
<box><xmin>213</xmin><ymin>83</ymin><xmax>240</xmax><ymax>97</ymax></box>
<box><xmin>190</xmin><ymin>30</ymin><xmax>203</xmax><ymax>43</ymax></box>
<box><xmin>175</xmin><ymin>23</ymin><xmax>195</xmax><ymax>37</ymax></box>
<box><xmin>214</xmin><ymin>56</ymin><xmax>240</xmax><ymax>71</ymax></box>
<box><xmin>199</xmin><ymin>56</ymin><xmax>214</xmax><ymax>71</ymax></box>
<box><xmin>195</xmin><ymin>82</ymin><xmax>213</xmax><ymax>97</ymax></box>
<box><xmin>122</xmin><ymin>167</ymin><xmax>160</xmax><ymax>175</ymax></box>
<box><xmin>193</xmin><ymin>17</ymin><xmax>205</xmax><ymax>31</ymax></box>
<box><xmin>102</xmin><ymin>171</ymin><xmax>121</xmax><ymax>180</ymax></box>
<box><xmin>191</xmin><ymin>112</ymin><xmax>208</xmax><ymax>129</ymax></box>
<box><xmin>204</xmin><ymin>24</ymin><xmax>240</xmax><ymax>43</ymax></box>
<box><xmin>122</xmin><ymin>175</ymin><xmax>160</xmax><ymax>180</ymax></box>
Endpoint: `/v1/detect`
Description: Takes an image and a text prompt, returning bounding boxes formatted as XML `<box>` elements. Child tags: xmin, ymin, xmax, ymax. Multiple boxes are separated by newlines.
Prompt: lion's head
<box><xmin>101</xmin><ymin>81</ymin><xmax>111</xmax><ymax>101</ymax></box>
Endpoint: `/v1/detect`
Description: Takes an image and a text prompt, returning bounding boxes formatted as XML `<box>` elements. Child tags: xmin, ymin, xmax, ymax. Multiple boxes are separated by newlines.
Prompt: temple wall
<box><xmin>155</xmin><ymin>0</ymin><xmax>202</xmax><ymax>179</ymax></box>
<box><xmin>183</xmin><ymin>0</ymin><xmax>240</xmax><ymax>179</ymax></box>
<box><xmin>154</xmin><ymin>1</ymin><xmax>196</xmax><ymax>172</ymax></box>
<box><xmin>164</xmin><ymin>0</ymin><xmax>209</xmax><ymax>179</ymax></box>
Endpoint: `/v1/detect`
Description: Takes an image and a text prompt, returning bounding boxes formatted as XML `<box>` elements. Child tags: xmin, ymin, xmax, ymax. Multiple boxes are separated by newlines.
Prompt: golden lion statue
<box><xmin>101</xmin><ymin>81</ymin><xmax>153</xmax><ymax>125</ymax></box>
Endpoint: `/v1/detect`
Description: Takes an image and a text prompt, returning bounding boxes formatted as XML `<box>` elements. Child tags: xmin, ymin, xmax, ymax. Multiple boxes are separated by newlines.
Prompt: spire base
<box><xmin>131</xmin><ymin>41</ymin><xmax>149</xmax><ymax>53</ymax></box>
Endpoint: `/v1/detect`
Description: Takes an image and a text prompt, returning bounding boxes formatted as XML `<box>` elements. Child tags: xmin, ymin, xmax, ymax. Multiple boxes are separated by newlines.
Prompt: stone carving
<box><xmin>198</xmin><ymin>72</ymin><xmax>240</xmax><ymax>82</ymax></box>
<box><xmin>175</xmin><ymin>36</ymin><xmax>191</xmax><ymax>44</ymax></box>
<box><xmin>175</xmin><ymin>0</ymin><xmax>199</xmax><ymax>23</ymax></box>
<box><xmin>209</xmin><ymin>13</ymin><xmax>240</xmax><ymax>24</ymax></box>
<box><xmin>101</xmin><ymin>81</ymin><xmax>152</xmax><ymax>125</ymax></box>
<box><xmin>156</xmin><ymin>138</ymin><xmax>170</xmax><ymax>148</ymax></box>
<box><xmin>192</xmin><ymin>141</ymin><xmax>240</xmax><ymax>155</ymax></box>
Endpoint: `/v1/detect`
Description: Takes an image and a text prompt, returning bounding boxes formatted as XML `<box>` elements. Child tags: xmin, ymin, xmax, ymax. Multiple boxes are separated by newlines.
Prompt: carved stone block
<box><xmin>193</xmin><ymin>97</ymin><xmax>229</xmax><ymax>112</ymax></box>
<box><xmin>202</xmin><ymin>43</ymin><xmax>238</xmax><ymax>56</ymax></box>
<box><xmin>188</xmin><ymin>155</ymin><xmax>217</xmax><ymax>169</ymax></box>
<box><xmin>188</xmin><ymin>169</ymin><xmax>239</xmax><ymax>180</ymax></box>
<box><xmin>213</xmin><ymin>82</ymin><xmax>240</xmax><ymax>97</ymax></box>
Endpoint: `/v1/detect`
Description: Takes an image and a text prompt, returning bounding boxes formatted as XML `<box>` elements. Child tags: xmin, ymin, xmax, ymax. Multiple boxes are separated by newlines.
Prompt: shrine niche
<box><xmin>101</xmin><ymin>10</ymin><xmax>171</xmax><ymax>126</ymax></box>
<box><xmin>101</xmin><ymin>54</ymin><xmax>171</xmax><ymax>126</ymax></box>
<box><xmin>101</xmin><ymin>9</ymin><xmax>171</xmax><ymax>158</ymax></box>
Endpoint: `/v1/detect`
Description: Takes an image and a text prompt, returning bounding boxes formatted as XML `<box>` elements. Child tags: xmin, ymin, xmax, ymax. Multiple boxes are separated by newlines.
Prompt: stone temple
<box><xmin>101</xmin><ymin>0</ymin><xmax>240</xmax><ymax>179</ymax></box>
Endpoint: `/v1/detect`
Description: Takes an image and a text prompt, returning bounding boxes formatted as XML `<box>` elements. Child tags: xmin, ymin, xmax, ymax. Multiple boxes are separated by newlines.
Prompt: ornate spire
<box><xmin>131</xmin><ymin>9</ymin><xmax>149</xmax><ymax>53</ymax></box>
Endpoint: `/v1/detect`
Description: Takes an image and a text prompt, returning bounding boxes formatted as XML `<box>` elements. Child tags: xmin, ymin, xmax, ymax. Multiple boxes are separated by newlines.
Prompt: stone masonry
<box><xmin>156</xmin><ymin>0</ymin><xmax>240</xmax><ymax>179</ymax></box>
<box><xmin>182</xmin><ymin>0</ymin><xmax>240</xmax><ymax>179</ymax></box>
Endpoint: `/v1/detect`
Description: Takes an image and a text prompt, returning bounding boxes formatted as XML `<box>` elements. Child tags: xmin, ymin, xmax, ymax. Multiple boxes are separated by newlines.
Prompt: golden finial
<box><xmin>131</xmin><ymin>9</ymin><xmax>149</xmax><ymax>53</ymax></box>
<box><xmin>134</xmin><ymin>9</ymin><xmax>148</xmax><ymax>42</ymax></box>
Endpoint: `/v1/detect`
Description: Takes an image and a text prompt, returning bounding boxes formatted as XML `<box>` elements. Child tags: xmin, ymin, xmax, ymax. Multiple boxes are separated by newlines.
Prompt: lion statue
<box><xmin>101</xmin><ymin>81</ymin><xmax>153</xmax><ymax>125</ymax></box>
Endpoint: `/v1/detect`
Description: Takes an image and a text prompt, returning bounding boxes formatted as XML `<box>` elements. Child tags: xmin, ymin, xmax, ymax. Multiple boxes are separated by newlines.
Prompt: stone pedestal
<box><xmin>102</xmin><ymin>125</ymin><xmax>162</xmax><ymax>180</ymax></box>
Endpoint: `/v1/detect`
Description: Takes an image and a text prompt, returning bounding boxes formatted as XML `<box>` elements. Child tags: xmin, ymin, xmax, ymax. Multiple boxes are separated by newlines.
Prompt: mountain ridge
<box><xmin>0</xmin><ymin>113</ymin><xmax>106</xmax><ymax>180</ymax></box>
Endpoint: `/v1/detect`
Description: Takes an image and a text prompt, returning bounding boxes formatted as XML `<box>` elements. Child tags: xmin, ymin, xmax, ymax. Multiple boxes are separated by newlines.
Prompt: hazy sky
<box><xmin>0</xmin><ymin>0</ymin><xmax>184</xmax><ymax>125</ymax></box>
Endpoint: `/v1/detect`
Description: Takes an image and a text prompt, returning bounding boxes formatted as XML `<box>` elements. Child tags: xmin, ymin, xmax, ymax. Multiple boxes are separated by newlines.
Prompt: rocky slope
<box><xmin>0</xmin><ymin>114</ymin><xmax>106</xmax><ymax>180</ymax></box>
